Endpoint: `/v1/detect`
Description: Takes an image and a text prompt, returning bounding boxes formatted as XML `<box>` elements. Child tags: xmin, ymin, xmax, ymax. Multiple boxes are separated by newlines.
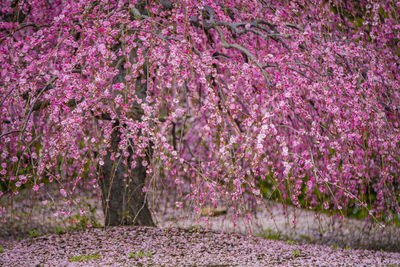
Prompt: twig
<box><xmin>0</xmin><ymin>130</ymin><xmax>19</xmax><ymax>139</ymax></box>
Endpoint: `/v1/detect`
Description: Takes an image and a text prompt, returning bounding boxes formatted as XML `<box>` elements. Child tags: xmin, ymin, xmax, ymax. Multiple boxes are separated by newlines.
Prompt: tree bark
<box><xmin>98</xmin><ymin>24</ymin><xmax>155</xmax><ymax>226</ymax></box>
<box><xmin>99</xmin><ymin>124</ymin><xmax>155</xmax><ymax>226</ymax></box>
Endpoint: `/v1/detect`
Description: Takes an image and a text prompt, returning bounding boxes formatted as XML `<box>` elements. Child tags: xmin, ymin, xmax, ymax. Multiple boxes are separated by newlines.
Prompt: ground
<box><xmin>1</xmin><ymin>226</ymin><xmax>400</xmax><ymax>266</ymax></box>
<box><xmin>1</xmin><ymin>187</ymin><xmax>400</xmax><ymax>266</ymax></box>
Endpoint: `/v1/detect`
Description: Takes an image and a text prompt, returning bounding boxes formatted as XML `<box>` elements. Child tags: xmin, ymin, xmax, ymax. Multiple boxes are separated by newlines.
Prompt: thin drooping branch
<box><xmin>0</xmin><ymin>23</ymin><xmax>51</xmax><ymax>44</ymax></box>
<box><xmin>19</xmin><ymin>76</ymin><xmax>58</xmax><ymax>140</ymax></box>
<box><xmin>0</xmin><ymin>87</ymin><xmax>15</xmax><ymax>109</ymax></box>
<box><xmin>0</xmin><ymin>130</ymin><xmax>20</xmax><ymax>139</ymax></box>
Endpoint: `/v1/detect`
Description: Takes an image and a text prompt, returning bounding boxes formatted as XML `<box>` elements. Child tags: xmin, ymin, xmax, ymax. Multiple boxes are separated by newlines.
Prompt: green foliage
<box><xmin>128</xmin><ymin>251</ymin><xmax>153</xmax><ymax>259</ymax></box>
<box><xmin>254</xmin><ymin>228</ymin><xmax>282</xmax><ymax>241</ymax></box>
<box><xmin>55</xmin><ymin>226</ymin><xmax>66</xmax><ymax>235</ymax></box>
<box><xmin>69</xmin><ymin>214</ymin><xmax>98</xmax><ymax>230</ymax></box>
<box><xmin>28</xmin><ymin>230</ymin><xmax>40</xmax><ymax>238</ymax></box>
<box><xmin>69</xmin><ymin>203</ymin><xmax>101</xmax><ymax>231</ymax></box>
<box><xmin>0</xmin><ymin>247</ymin><xmax>4</xmax><ymax>253</ymax></box>
<box><xmin>299</xmin><ymin>234</ymin><xmax>313</xmax><ymax>242</ymax></box>
<box><xmin>69</xmin><ymin>254</ymin><xmax>101</xmax><ymax>262</ymax></box>
<box><xmin>256</xmin><ymin>170</ymin><xmax>400</xmax><ymax>226</ymax></box>
<box><xmin>292</xmin><ymin>249</ymin><xmax>300</xmax><ymax>257</ymax></box>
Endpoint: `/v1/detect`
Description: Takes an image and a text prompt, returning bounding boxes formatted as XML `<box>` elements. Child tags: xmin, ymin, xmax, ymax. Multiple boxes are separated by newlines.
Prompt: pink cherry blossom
<box><xmin>0</xmin><ymin>0</ymin><xmax>399</xmax><ymax>231</ymax></box>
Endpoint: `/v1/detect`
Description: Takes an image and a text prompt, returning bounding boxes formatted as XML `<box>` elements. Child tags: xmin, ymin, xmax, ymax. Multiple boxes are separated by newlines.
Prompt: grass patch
<box><xmin>287</xmin><ymin>239</ymin><xmax>295</xmax><ymax>245</ymax></box>
<box><xmin>299</xmin><ymin>234</ymin><xmax>313</xmax><ymax>242</ymax></box>
<box><xmin>0</xmin><ymin>247</ymin><xmax>4</xmax><ymax>253</ymax></box>
<box><xmin>254</xmin><ymin>228</ymin><xmax>282</xmax><ymax>240</ymax></box>
<box><xmin>128</xmin><ymin>251</ymin><xmax>153</xmax><ymax>259</ymax></box>
<box><xmin>292</xmin><ymin>249</ymin><xmax>301</xmax><ymax>257</ymax></box>
<box><xmin>28</xmin><ymin>230</ymin><xmax>40</xmax><ymax>238</ymax></box>
<box><xmin>69</xmin><ymin>254</ymin><xmax>101</xmax><ymax>262</ymax></box>
<box><xmin>55</xmin><ymin>226</ymin><xmax>66</xmax><ymax>235</ymax></box>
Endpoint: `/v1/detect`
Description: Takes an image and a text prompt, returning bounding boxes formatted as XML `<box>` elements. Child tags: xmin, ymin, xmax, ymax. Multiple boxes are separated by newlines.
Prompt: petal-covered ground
<box><xmin>2</xmin><ymin>186</ymin><xmax>399</xmax><ymax>253</ymax></box>
<box><xmin>1</xmin><ymin>226</ymin><xmax>400</xmax><ymax>266</ymax></box>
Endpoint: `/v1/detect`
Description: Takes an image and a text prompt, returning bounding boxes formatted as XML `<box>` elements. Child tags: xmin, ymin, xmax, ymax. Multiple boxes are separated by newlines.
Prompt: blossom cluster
<box><xmin>0</xmin><ymin>0</ymin><xmax>399</xmax><ymax>222</ymax></box>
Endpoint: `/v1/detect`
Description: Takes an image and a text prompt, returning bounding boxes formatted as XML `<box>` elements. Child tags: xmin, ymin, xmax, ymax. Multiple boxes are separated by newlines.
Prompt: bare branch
<box><xmin>0</xmin><ymin>130</ymin><xmax>19</xmax><ymax>139</ymax></box>
<box><xmin>0</xmin><ymin>23</ymin><xmax>51</xmax><ymax>44</ymax></box>
<box><xmin>285</xmin><ymin>23</ymin><xmax>304</xmax><ymax>31</ymax></box>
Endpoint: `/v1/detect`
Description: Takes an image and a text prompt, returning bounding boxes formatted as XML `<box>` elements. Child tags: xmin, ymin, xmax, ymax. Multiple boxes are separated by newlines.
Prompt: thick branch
<box><xmin>214</xmin><ymin>27</ymin><xmax>271</xmax><ymax>90</ymax></box>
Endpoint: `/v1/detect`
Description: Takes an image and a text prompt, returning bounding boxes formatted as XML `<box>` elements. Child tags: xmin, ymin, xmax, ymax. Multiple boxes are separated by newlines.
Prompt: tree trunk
<box><xmin>99</xmin><ymin>125</ymin><xmax>155</xmax><ymax>226</ymax></box>
<box><xmin>97</xmin><ymin>4</ymin><xmax>156</xmax><ymax>227</ymax></box>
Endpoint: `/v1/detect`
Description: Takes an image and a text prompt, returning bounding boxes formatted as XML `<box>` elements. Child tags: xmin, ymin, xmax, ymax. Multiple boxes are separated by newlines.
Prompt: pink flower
<box><xmin>33</xmin><ymin>185</ymin><xmax>39</xmax><ymax>191</ymax></box>
<box><xmin>98</xmin><ymin>43</ymin><xmax>107</xmax><ymax>55</ymax></box>
<box><xmin>252</xmin><ymin>188</ymin><xmax>260</xmax><ymax>196</ymax></box>
<box><xmin>60</xmin><ymin>189</ymin><xmax>67</xmax><ymax>197</ymax></box>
